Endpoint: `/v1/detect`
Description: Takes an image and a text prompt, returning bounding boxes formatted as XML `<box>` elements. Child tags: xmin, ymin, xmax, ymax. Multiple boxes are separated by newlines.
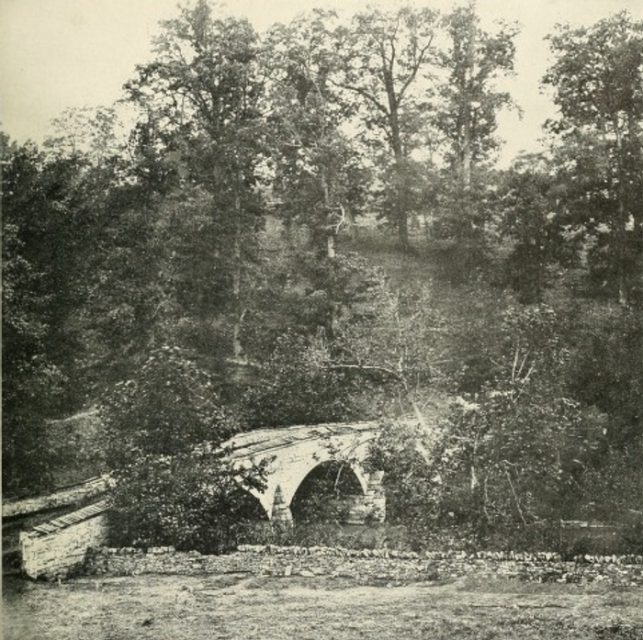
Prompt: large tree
<box><xmin>103</xmin><ymin>346</ymin><xmax>266</xmax><ymax>553</ymax></box>
<box><xmin>262</xmin><ymin>12</ymin><xmax>369</xmax><ymax>337</ymax></box>
<box><xmin>437</xmin><ymin>3</ymin><xmax>518</xmax><ymax>185</ymax></box>
<box><xmin>334</xmin><ymin>6</ymin><xmax>439</xmax><ymax>251</ymax></box>
<box><xmin>264</xmin><ymin>12</ymin><xmax>367</xmax><ymax>252</ymax></box>
<box><xmin>1</xmin><ymin>134</ymin><xmax>114</xmax><ymax>491</ymax></box>
<box><xmin>498</xmin><ymin>152</ymin><xmax>580</xmax><ymax>303</ymax></box>
<box><xmin>125</xmin><ymin>0</ymin><xmax>267</xmax><ymax>360</ymax></box>
<box><xmin>543</xmin><ymin>12</ymin><xmax>643</xmax><ymax>306</ymax></box>
<box><xmin>431</xmin><ymin>3</ymin><xmax>518</xmax><ymax>283</ymax></box>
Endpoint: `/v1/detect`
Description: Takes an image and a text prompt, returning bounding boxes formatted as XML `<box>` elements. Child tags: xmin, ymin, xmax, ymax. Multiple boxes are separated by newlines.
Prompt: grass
<box><xmin>4</xmin><ymin>573</ymin><xmax>643</xmax><ymax>640</ymax></box>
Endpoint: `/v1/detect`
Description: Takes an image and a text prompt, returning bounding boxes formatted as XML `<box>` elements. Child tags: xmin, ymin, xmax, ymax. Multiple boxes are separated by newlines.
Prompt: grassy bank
<box><xmin>4</xmin><ymin>573</ymin><xmax>643</xmax><ymax>640</ymax></box>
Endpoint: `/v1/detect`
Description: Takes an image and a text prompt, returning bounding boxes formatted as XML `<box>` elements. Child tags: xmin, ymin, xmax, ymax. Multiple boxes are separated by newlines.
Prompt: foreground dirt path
<box><xmin>3</xmin><ymin>573</ymin><xmax>643</xmax><ymax>640</ymax></box>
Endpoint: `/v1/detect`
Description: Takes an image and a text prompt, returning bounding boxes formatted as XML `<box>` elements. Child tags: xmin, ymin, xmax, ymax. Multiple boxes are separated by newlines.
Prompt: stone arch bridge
<box><xmin>223</xmin><ymin>421</ymin><xmax>386</xmax><ymax>524</ymax></box>
<box><xmin>13</xmin><ymin>420</ymin><xmax>389</xmax><ymax>578</ymax></box>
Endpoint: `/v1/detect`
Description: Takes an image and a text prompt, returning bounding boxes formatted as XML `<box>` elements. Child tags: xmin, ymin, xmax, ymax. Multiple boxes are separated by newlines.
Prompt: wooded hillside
<box><xmin>2</xmin><ymin>1</ymin><xmax>642</xmax><ymax>551</ymax></box>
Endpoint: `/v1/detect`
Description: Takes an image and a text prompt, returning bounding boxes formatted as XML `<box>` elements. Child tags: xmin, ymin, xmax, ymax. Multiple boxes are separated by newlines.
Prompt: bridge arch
<box><xmin>225</xmin><ymin>422</ymin><xmax>387</xmax><ymax>525</ymax></box>
<box><xmin>290</xmin><ymin>459</ymin><xmax>366</xmax><ymax>523</ymax></box>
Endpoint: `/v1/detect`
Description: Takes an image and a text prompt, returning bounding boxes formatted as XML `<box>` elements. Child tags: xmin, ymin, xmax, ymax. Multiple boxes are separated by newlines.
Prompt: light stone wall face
<box><xmin>20</xmin><ymin>514</ymin><xmax>108</xmax><ymax>580</ymax></box>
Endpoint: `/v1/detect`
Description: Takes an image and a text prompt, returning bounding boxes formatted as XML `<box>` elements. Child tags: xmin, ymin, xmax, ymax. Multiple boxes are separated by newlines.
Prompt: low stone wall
<box><xmin>84</xmin><ymin>544</ymin><xmax>643</xmax><ymax>587</ymax></box>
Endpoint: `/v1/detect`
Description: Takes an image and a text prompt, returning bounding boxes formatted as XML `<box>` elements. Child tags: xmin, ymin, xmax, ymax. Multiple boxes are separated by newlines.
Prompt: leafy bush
<box><xmin>363</xmin><ymin>305</ymin><xmax>617</xmax><ymax>551</ymax></box>
<box><xmin>566</xmin><ymin>307</ymin><xmax>643</xmax><ymax>450</ymax></box>
<box><xmin>102</xmin><ymin>346</ymin><xmax>267</xmax><ymax>553</ymax></box>
<box><xmin>366</xmin><ymin>418</ymin><xmax>449</xmax><ymax>548</ymax></box>
<box><xmin>102</xmin><ymin>346</ymin><xmax>238</xmax><ymax>465</ymax></box>
<box><xmin>108</xmin><ymin>450</ymin><xmax>266</xmax><ymax>553</ymax></box>
<box><xmin>241</xmin><ymin>333</ymin><xmax>359</xmax><ymax>428</ymax></box>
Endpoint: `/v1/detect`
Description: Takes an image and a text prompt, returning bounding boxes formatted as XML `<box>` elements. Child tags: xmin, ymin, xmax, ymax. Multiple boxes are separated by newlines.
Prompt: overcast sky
<box><xmin>1</xmin><ymin>0</ymin><xmax>642</xmax><ymax>164</ymax></box>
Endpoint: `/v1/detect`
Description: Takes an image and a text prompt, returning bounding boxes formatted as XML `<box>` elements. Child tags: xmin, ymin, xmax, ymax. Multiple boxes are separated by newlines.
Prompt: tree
<box><xmin>2</xmin><ymin>172</ymin><xmax>65</xmax><ymax>492</ymax></box>
<box><xmin>125</xmin><ymin>0</ymin><xmax>267</xmax><ymax>361</ymax></box>
<box><xmin>241</xmin><ymin>332</ymin><xmax>360</xmax><ymax>428</ymax></box>
<box><xmin>366</xmin><ymin>417</ymin><xmax>446</xmax><ymax>549</ymax></box>
<box><xmin>431</xmin><ymin>3</ymin><xmax>518</xmax><ymax>283</ymax></box>
<box><xmin>566</xmin><ymin>305</ymin><xmax>643</xmax><ymax>449</ymax></box>
<box><xmin>437</xmin><ymin>3</ymin><xmax>518</xmax><ymax>185</ymax></box>
<box><xmin>367</xmin><ymin>304</ymin><xmax>604</xmax><ymax>548</ymax></box>
<box><xmin>543</xmin><ymin>12</ymin><xmax>643</xmax><ymax>306</ymax></box>
<box><xmin>335</xmin><ymin>283</ymin><xmax>448</xmax><ymax>416</ymax></box>
<box><xmin>1</xmin><ymin>134</ymin><xmax>105</xmax><ymax>492</ymax></box>
<box><xmin>498</xmin><ymin>152</ymin><xmax>580</xmax><ymax>302</ymax></box>
<box><xmin>264</xmin><ymin>12</ymin><xmax>359</xmax><ymax>250</ymax></box>
<box><xmin>334</xmin><ymin>6</ymin><xmax>439</xmax><ymax>251</ymax></box>
<box><xmin>437</xmin><ymin>376</ymin><xmax>598</xmax><ymax>545</ymax></box>
<box><xmin>262</xmin><ymin>12</ymin><xmax>370</xmax><ymax>337</ymax></box>
<box><xmin>44</xmin><ymin>106</ymin><xmax>125</xmax><ymax>165</ymax></box>
<box><xmin>41</xmin><ymin>107</ymin><xmax>167</xmax><ymax>387</ymax></box>
<box><xmin>103</xmin><ymin>347</ymin><xmax>266</xmax><ymax>552</ymax></box>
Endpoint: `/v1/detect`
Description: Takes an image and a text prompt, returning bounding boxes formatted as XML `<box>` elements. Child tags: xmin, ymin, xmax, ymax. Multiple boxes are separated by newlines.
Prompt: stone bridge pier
<box><xmin>224</xmin><ymin>422</ymin><xmax>386</xmax><ymax>525</ymax></box>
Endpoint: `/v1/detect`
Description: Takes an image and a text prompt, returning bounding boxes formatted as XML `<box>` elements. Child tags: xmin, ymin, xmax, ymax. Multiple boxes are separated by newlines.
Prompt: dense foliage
<box><xmin>102</xmin><ymin>347</ymin><xmax>266</xmax><ymax>552</ymax></box>
<box><xmin>2</xmin><ymin>2</ymin><xmax>641</xmax><ymax>553</ymax></box>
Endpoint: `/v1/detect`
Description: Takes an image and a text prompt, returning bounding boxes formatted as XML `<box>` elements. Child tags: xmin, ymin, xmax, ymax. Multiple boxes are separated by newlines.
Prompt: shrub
<box><xmin>108</xmin><ymin>450</ymin><xmax>266</xmax><ymax>553</ymax></box>
<box><xmin>102</xmin><ymin>346</ymin><xmax>267</xmax><ymax>553</ymax></box>
<box><xmin>365</xmin><ymin>418</ymin><xmax>451</xmax><ymax>549</ymax></box>
<box><xmin>619</xmin><ymin>516</ymin><xmax>643</xmax><ymax>555</ymax></box>
<box><xmin>241</xmin><ymin>333</ymin><xmax>358</xmax><ymax>428</ymax></box>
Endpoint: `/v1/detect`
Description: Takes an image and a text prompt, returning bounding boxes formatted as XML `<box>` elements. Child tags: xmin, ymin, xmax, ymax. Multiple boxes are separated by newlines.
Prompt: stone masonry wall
<box><xmin>84</xmin><ymin>544</ymin><xmax>643</xmax><ymax>587</ymax></box>
<box><xmin>21</xmin><ymin>514</ymin><xmax>109</xmax><ymax>580</ymax></box>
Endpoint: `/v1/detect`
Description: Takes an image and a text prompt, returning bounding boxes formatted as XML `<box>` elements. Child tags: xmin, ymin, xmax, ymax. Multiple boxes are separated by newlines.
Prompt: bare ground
<box><xmin>3</xmin><ymin>573</ymin><xmax>643</xmax><ymax>640</ymax></box>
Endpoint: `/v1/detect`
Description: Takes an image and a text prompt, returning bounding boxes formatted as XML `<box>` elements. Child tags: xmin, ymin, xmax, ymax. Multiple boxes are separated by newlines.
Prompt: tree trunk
<box><xmin>462</xmin><ymin>118</ymin><xmax>472</xmax><ymax>190</ymax></box>
<box><xmin>232</xmin><ymin>191</ymin><xmax>245</xmax><ymax>361</ymax></box>
<box><xmin>397</xmin><ymin>194</ymin><xmax>410</xmax><ymax>252</ymax></box>
<box><xmin>347</xmin><ymin>207</ymin><xmax>358</xmax><ymax>240</ymax></box>
<box><xmin>461</xmin><ymin>13</ymin><xmax>475</xmax><ymax>191</ymax></box>
<box><xmin>616</xmin><ymin>198</ymin><xmax>628</xmax><ymax>307</ymax></box>
<box><xmin>385</xmin><ymin>69</ymin><xmax>411</xmax><ymax>253</ymax></box>
<box><xmin>322</xmin><ymin>172</ymin><xmax>338</xmax><ymax>338</ymax></box>
<box><xmin>327</xmin><ymin>233</ymin><xmax>336</xmax><ymax>259</ymax></box>
<box><xmin>613</xmin><ymin>124</ymin><xmax>629</xmax><ymax>307</ymax></box>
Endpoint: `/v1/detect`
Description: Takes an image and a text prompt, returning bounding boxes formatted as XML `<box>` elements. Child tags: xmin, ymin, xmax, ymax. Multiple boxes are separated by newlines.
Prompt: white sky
<box><xmin>1</xmin><ymin>0</ymin><xmax>642</xmax><ymax>165</ymax></box>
